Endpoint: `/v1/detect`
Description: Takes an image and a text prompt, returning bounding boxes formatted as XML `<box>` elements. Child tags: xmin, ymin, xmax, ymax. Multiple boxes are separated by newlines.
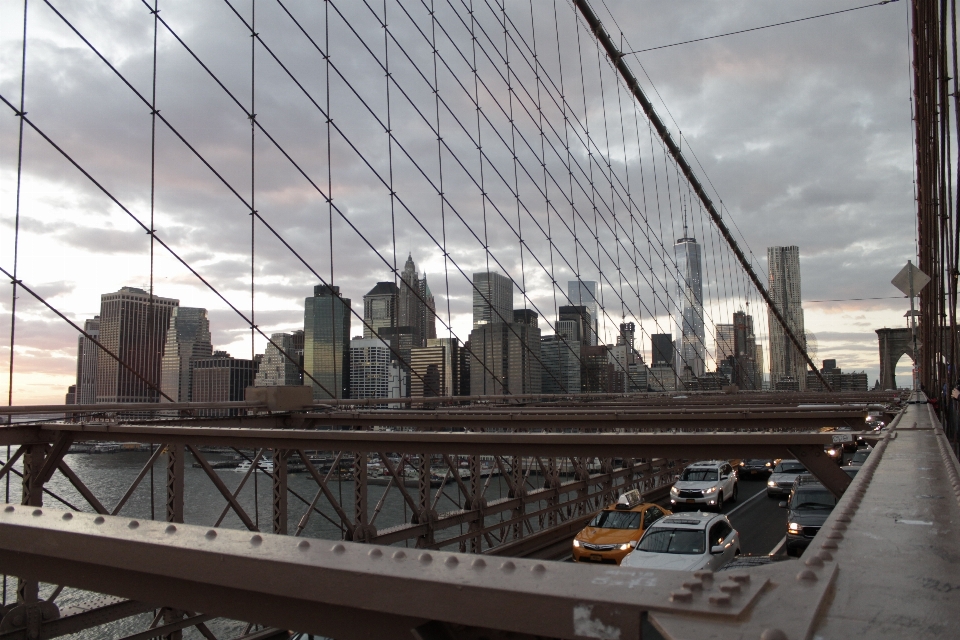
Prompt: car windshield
<box><xmin>843</xmin><ymin>467</ymin><xmax>860</xmax><ymax>478</ymax></box>
<box><xmin>791</xmin><ymin>489</ymin><xmax>837</xmax><ymax>509</ymax></box>
<box><xmin>851</xmin><ymin>451</ymin><xmax>871</xmax><ymax>464</ymax></box>
<box><xmin>588</xmin><ymin>510</ymin><xmax>641</xmax><ymax>529</ymax></box>
<box><xmin>637</xmin><ymin>528</ymin><xmax>705</xmax><ymax>554</ymax></box>
<box><xmin>680</xmin><ymin>469</ymin><xmax>718</xmax><ymax>482</ymax></box>
<box><xmin>775</xmin><ymin>462</ymin><xmax>806</xmax><ymax>473</ymax></box>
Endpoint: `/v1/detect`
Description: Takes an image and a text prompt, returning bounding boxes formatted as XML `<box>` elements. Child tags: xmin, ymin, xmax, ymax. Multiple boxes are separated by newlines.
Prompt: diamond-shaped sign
<box><xmin>892</xmin><ymin>261</ymin><xmax>930</xmax><ymax>297</ymax></box>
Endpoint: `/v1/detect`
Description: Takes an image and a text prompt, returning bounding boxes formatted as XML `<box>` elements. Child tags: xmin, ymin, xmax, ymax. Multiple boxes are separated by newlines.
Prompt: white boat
<box><xmin>235</xmin><ymin>459</ymin><xmax>275</xmax><ymax>473</ymax></box>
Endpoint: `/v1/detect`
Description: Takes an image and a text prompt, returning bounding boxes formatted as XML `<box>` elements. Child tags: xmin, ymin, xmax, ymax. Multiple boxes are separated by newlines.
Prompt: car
<box><xmin>669</xmin><ymin>461</ymin><xmax>738</xmax><ymax>511</ymax></box>
<box><xmin>842</xmin><ymin>466</ymin><xmax>860</xmax><ymax>479</ymax></box>
<box><xmin>844</xmin><ymin>446</ymin><xmax>873</xmax><ymax>467</ymax></box>
<box><xmin>739</xmin><ymin>459</ymin><xmax>777</xmax><ymax>476</ymax></box>
<box><xmin>572</xmin><ymin>490</ymin><xmax>671</xmax><ymax>565</ymax></box>
<box><xmin>766</xmin><ymin>459</ymin><xmax>807</xmax><ymax>496</ymax></box>
<box><xmin>620</xmin><ymin>511</ymin><xmax>741</xmax><ymax>572</ymax></box>
<box><xmin>780</xmin><ymin>474</ymin><xmax>838</xmax><ymax>557</ymax></box>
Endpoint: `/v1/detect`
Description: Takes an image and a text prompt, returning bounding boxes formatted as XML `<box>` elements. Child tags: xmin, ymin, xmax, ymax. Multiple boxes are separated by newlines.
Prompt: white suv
<box><xmin>620</xmin><ymin>511</ymin><xmax>741</xmax><ymax>571</ymax></box>
<box><xmin>669</xmin><ymin>461</ymin><xmax>738</xmax><ymax>511</ymax></box>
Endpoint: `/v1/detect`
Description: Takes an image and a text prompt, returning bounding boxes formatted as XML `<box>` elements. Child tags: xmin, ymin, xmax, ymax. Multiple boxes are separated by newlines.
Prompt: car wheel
<box><xmin>715</xmin><ymin>492</ymin><xmax>724</xmax><ymax>512</ymax></box>
<box><xmin>731</xmin><ymin>483</ymin><xmax>738</xmax><ymax>503</ymax></box>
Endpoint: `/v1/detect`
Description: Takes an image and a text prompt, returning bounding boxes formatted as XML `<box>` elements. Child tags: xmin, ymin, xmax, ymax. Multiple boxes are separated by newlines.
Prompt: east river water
<box><xmin>0</xmin><ymin>448</ymin><xmax>529</xmax><ymax>639</ymax></box>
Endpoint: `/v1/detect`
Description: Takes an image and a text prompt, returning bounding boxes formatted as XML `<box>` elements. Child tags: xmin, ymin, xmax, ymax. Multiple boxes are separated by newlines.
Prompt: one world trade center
<box><xmin>674</xmin><ymin>224</ymin><xmax>705</xmax><ymax>378</ymax></box>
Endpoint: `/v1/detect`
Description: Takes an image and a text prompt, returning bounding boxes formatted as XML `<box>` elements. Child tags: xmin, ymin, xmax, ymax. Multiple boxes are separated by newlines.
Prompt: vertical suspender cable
<box><xmin>148</xmin><ymin>0</ymin><xmax>159</xmax><ymax>521</ymax></box>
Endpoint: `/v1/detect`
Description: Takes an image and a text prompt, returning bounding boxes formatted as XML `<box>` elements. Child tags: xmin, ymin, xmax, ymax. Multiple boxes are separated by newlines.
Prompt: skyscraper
<box><xmin>350</xmin><ymin>336</ymin><xmax>403</xmax><ymax>406</ymax></box>
<box><xmin>767</xmin><ymin>246</ymin><xmax>806</xmax><ymax>390</ymax></box>
<box><xmin>304</xmin><ymin>284</ymin><xmax>351</xmax><ymax>399</ymax></box>
<box><xmin>255</xmin><ymin>330</ymin><xmax>305</xmax><ymax>387</ymax></box>
<box><xmin>733</xmin><ymin>311</ymin><xmax>761</xmax><ymax>390</ymax></box>
<box><xmin>191</xmin><ymin>351</ymin><xmax>256</xmax><ymax>416</ymax></box>
<box><xmin>507</xmin><ymin>310</ymin><xmax>542</xmax><ymax>395</ymax></box>
<box><xmin>567</xmin><ymin>280</ymin><xmax>599</xmax><ymax>345</ymax></box>
<box><xmin>96</xmin><ymin>287</ymin><xmax>178</xmax><ymax>403</ymax></box>
<box><xmin>399</xmin><ymin>254</ymin><xmax>437</xmax><ymax>347</ymax></box>
<box><xmin>410</xmin><ymin>338</ymin><xmax>462</xmax><ymax>399</ymax></box>
<box><xmin>75</xmin><ymin>316</ymin><xmax>100</xmax><ymax>405</ymax></box>
<box><xmin>363</xmin><ymin>282</ymin><xmax>399</xmax><ymax>339</ymax></box>
<box><xmin>558</xmin><ymin>305</ymin><xmax>593</xmax><ymax>344</ymax></box>
<box><xmin>651</xmin><ymin>334</ymin><xmax>674</xmax><ymax>367</ymax></box>
<box><xmin>715</xmin><ymin>324</ymin><xmax>735</xmax><ymax>363</ymax></box>
<box><xmin>675</xmin><ymin>231</ymin><xmax>705</xmax><ymax>377</ymax></box>
<box><xmin>160</xmin><ymin>307</ymin><xmax>212</xmax><ymax>403</ymax></box>
<box><xmin>472</xmin><ymin>271</ymin><xmax>513</xmax><ymax>327</ymax></box>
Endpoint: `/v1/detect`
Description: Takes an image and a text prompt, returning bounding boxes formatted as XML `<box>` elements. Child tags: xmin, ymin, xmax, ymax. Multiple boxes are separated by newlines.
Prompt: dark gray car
<box><xmin>781</xmin><ymin>475</ymin><xmax>837</xmax><ymax>557</ymax></box>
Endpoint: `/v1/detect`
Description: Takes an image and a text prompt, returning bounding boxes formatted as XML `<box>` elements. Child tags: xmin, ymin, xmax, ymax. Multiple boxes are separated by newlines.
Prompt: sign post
<box><xmin>892</xmin><ymin>261</ymin><xmax>931</xmax><ymax>392</ymax></box>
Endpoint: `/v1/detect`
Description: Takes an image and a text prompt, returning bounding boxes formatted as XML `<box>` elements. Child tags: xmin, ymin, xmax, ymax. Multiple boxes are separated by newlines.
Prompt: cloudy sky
<box><xmin>0</xmin><ymin>0</ymin><xmax>917</xmax><ymax>403</ymax></box>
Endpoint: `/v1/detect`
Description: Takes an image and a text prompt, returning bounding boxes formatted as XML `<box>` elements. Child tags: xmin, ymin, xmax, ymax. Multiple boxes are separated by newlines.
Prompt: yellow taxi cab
<box><xmin>572</xmin><ymin>489</ymin><xmax>671</xmax><ymax>565</ymax></box>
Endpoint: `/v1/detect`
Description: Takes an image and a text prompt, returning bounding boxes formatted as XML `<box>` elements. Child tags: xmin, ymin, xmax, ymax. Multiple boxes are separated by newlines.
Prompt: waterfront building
<box><xmin>350</xmin><ymin>337</ymin><xmax>403</xmax><ymax>406</ymax></box>
<box><xmin>191</xmin><ymin>351</ymin><xmax>256</xmax><ymax>416</ymax></box>
<box><xmin>805</xmin><ymin>360</ymin><xmax>869</xmax><ymax>392</ymax></box>
<box><xmin>567</xmin><ymin>280</ymin><xmax>599</xmax><ymax>345</ymax></box>
<box><xmin>733</xmin><ymin>311</ymin><xmax>761</xmax><ymax>391</ymax></box>
<box><xmin>472</xmin><ymin>271</ymin><xmax>513</xmax><ymax>328</ymax></box>
<box><xmin>767</xmin><ymin>246</ymin><xmax>807</xmax><ymax>390</ymax></box>
<box><xmin>160</xmin><ymin>307</ymin><xmax>213</xmax><ymax>403</ymax></box>
<box><xmin>304</xmin><ymin>284</ymin><xmax>351</xmax><ymax>400</ymax></box>
<box><xmin>581</xmin><ymin>345</ymin><xmax>616</xmax><ymax>393</ymax></box>
<box><xmin>468</xmin><ymin>323</ymin><xmax>509</xmax><ymax>395</ymax></box>
<box><xmin>675</xmin><ymin>230</ymin><xmax>705</xmax><ymax>377</ymax></box>
<box><xmin>95</xmin><ymin>287</ymin><xmax>178</xmax><ymax>404</ymax></box>
<box><xmin>609</xmin><ymin>323</ymin><xmax>646</xmax><ymax>392</ymax></box>
<box><xmin>363</xmin><ymin>282</ymin><xmax>399</xmax><ymax>339</ymax></box>
<box><xmin>648</xmin><ymin>364</ymin><xmax>678</xmax><ymax>392</ymax></box>
<box><xmin>255</xmin><ymin>330</ymin><xmax>305</xmax><ymax>387</ymax></box>
<box><xmin>75</xmin><ymin>316</ymin><xmax>100</xmax><ymax>405</ymax></box>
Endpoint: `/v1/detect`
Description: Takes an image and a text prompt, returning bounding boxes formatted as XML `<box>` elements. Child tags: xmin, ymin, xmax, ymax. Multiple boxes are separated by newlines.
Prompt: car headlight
<box><xmin>827</xmin><ymin>448</ymin><xmax>838</xmax><ymax>456</ymax></box>
<box><xmin>573</xmin><ymin>539</ymin><xmax>580</xmax><ymax>548</ymax></box>
<box><xmin>619</xmin><ymin>543</ymin><xmax>632</xmax><ymax>551</ymax></box>
<box><xmin>767</xmin><ymin>479</ymin><xmax>777</xmax><ymax>487</ymax></box>
<box><xmin>670</xmin><ymin>486</ymin><xmax>679</xmax><ymax>495</ymax></box>
<box><xmin>788</xmin><ymin>522</ymin><xmax>801</xmax><ymax>534</ymax></box>
<box><xmin>765</xmin><ymin>462</ymin><xmax>772</xmax><ymax>467</ymax></box>
<box><xmin>704</xmin><ymin>486</ymin><xmax>718</xmax><ymax>494</ymax></box>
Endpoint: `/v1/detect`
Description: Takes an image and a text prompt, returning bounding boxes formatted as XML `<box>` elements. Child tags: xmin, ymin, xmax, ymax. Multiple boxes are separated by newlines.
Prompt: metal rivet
<box><xmin>804</xmin><ymin>555</ymin><xmax>823</xmax><ymax>567</ymax></box>
<box><xmin>681</xmin><ymin>580</ymin><xmax>703</xmax><ymax>591</ymax></box>
<box><xmin>531</xmin><ymin>563</ymin><xmax>546</xmax><ymax>574</ymax></box>
<box><xmin>826</xmin><ymin>531</ymin><xmax>844</xmax><ymax>540</ymax></box>
<box><xmin>669</xmin><ymin>589</ymin><xmax>693</xmax><ymax>603</ymax></box>
<box><xmin>728</xmin><ymin>573</ymin><xmax>750</xmax><ymax>584</ymax></box>
<box><xmin>94</xmin><ymin>516</ymin><xmax>105</xmax><ymax>524</ymax></box>
<box><xmin>331</xmin><ymin>543</ymin><xmax>345</xmax><ymax>554</ymax></box>
<box><xmin>445</xmin><ymin>556</ymin><xmax>459</xmax><ymax>566</ymax></box>
<box><xmin>797</xmin><ymin>569</ymin><xmax>818</xmax><ymax>582</ymax></box>
<box><xmin>250</xmin><ymin>535</ymin><xmax>263</xmax><ymax>547</ymax></box>
<box><xmin>708</xmin><ymin>594</ymin><xmax>731</xmax><ymax>606</ymax></box>
<box><xmin>165</xmin><ymin>524</ymin><xmax>176</xmax><ymax>533</ymax></box>
<box><xmin>817</xmin><ymin>550</ymin><xmax>833</xmax><ymax>562</ymax></box>
<box><xmin>760</xmin><ymin>629</ymin><xmax>788</xmax><ymax>640</ymax></box>
<box><xmin>500</xmin><ymin>561</ymin><xmax>516</xmax><ymax>573</ymax></box>
<box><xmin>62</xmin><ymin>513</ymin><xmax>72</xmax><ymax>521</ymax></box>
<box><xmin>299</xmin><ymin>540</ymin><xmax>311</xmax><ymax>550</ymax></box>
<box><xmin>471</xmin><ymin>558</ymin><xmax>486</xmax><ymax>569</ymax></box>
<box><xmin>719</xmin><ymin>582</ymin><xmax>741</xmax><ymax>594</ymax></box>
<box><xmin>821</xmin><ymin>540</ymin><xmax>838</xmax><ymax>549</ymax></box>
<box><xmin>32</xmin><ymin>509</ymin><xmax>42</xmax><ymax>516</ymax></box>
<box><xmin>836</xmin><ymin>514</ymin><xmax>851</xmax><ymax>523</ymax></box>
<box><xmin>392</xmin><ymin>550</ymin><xmax>406</xmax><ymax>560</ymax></box>
<box><xmin>205</xmin><ymin>529</ymin><xmax>217</xmax><ymax>539</ymax></box>
<box><xmin>128</xmin><ymin>520</ymin><xmax>139</xmax><ymax>529</ymax></box>
<box><xmin>833</xmin><ymin>522</ymin><xmax>848</xmax><ymax>531</ymax></box>
<box><xmin>4</xmin><ymin>506</ymin><xmax>13</xmax><ymax>512</ymax></box>
<box><xmin>694</xmin><ymin>570</ymin><xmax>714</xmax><ymax>581</ymax></box>
<box><xmin>419</xmin><ymin>553</ymin><xmax>433</xmax><ymax>564</ymax></box>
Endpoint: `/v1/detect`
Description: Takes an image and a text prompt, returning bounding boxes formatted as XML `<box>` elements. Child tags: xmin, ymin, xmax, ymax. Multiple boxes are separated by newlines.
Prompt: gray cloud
<box><xmin>0</xmin><ymin>0</ymin><xmax>918</xmax><ymax>399</ymax></box>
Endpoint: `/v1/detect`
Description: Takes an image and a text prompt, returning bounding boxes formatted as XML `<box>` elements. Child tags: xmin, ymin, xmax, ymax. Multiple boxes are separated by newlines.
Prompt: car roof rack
<box><xmin>794</xmin><ymin>474</ymin><xmax>824</xmax><ymax>488</ymax></box>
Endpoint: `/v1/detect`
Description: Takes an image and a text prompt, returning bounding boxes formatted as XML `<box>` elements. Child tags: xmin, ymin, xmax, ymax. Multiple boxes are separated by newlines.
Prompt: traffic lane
<box><xmin>725</xmin><ymin>478</ymin><xmax>786</xmax><ymax>555</ymax></box>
